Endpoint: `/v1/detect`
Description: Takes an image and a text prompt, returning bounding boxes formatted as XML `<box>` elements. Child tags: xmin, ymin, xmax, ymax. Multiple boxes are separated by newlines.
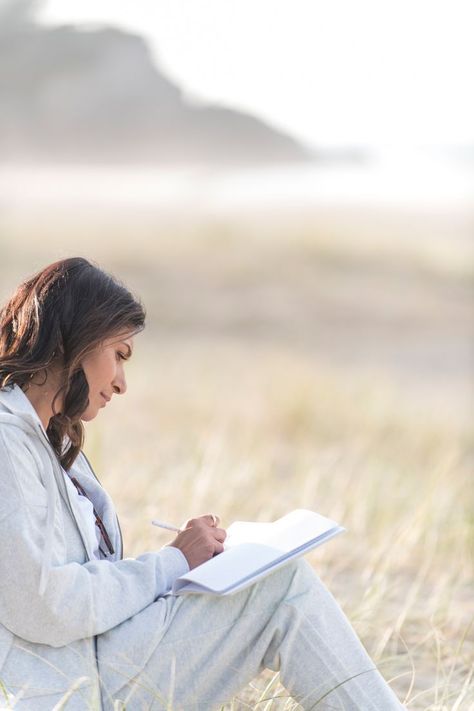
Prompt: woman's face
<box><xmin>79</xmin><ymin>331</ymin><xmax>134</xmax><ymax>421</ymax></box>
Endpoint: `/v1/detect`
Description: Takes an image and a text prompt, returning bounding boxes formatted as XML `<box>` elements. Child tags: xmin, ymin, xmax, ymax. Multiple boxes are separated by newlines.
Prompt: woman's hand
<box><xmin>168</xmin><ymin>514</ymin><xmax>227</xmax><ymax>569</ymax></box>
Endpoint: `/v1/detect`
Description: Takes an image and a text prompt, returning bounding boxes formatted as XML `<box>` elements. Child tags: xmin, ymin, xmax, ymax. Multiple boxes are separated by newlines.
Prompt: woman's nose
<box><xmin>112</xmin><ymin>370</ymin><xmax>127</xmax><ymax>395</ymax></box>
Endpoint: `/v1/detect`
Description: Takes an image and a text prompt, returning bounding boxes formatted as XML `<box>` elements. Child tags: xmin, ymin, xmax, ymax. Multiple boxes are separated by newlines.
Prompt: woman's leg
<box><xmin>99</xmin><ymin>559</ymin><xmax>404</xmax><ymax>710</ymax></box>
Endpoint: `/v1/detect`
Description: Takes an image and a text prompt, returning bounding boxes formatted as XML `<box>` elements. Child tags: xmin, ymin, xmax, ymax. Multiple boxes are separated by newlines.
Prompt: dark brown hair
<box><xmin>0</xmin><ymin>257</ymin><xmax>145</xmax><ymax>469</ymax></box>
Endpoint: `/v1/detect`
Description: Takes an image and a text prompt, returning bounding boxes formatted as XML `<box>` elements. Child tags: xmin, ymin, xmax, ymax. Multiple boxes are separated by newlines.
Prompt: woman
<box><xmin>0</xmin><ymin>258</ymin><xmax>404</xmax><ymax>710</ymax></box>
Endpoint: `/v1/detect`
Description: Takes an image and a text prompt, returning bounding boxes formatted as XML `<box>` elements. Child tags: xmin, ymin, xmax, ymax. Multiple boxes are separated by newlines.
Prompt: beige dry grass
<box><xmin>0</xmin><ymin>192</ymin><xmax>473</xmax><ymax>710</ymax></box>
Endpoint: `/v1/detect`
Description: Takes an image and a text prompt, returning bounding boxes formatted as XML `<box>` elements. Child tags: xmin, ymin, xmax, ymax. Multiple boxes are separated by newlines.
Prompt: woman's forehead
<box><xmin>104</xmin><ymin>332</ymin><xmax>134</xmax><ymax>350</ymax></box>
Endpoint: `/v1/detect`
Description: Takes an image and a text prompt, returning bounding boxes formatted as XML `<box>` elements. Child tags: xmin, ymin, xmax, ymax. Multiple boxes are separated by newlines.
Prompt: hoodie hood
<box><xmin>0</xmin><ymin>384</ymin><xmax>70</xmax><ymax>594</ymax></box>
<box><xmin>0</xmin><ymin>383</ymin><xmax>49</xmax><ymax>436</ymax></box>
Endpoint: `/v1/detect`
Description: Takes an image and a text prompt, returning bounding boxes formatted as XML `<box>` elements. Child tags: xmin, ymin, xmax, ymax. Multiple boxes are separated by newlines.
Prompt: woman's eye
<box><xmin>117</xmin><ymin>352</ymin><xmax>126</xmax><ymax>361</ymax></box>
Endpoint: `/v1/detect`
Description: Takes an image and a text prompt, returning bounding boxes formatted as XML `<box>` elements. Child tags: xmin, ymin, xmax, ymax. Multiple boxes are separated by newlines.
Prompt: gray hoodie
<box><xmin>0</xmin><ymin>385</ymin><xmax>189</xmax><ymax>709</ymax></box>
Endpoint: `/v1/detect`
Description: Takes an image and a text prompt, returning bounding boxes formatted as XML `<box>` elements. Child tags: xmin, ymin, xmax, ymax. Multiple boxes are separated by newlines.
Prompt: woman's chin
<box><xmin>80</xmin><ymin>407</ymin><xmax>99</xmax><ymax>422</ymax></box>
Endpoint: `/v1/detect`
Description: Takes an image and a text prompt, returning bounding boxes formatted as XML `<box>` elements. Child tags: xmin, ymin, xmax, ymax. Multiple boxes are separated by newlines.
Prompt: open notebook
<box><xmin>172</xmin><ymin>509</ymin><xmax>345</xmax><ymax>596</ymax></box>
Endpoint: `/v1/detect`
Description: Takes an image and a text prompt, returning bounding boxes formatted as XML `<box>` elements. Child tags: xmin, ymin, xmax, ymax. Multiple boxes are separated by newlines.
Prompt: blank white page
<box><xmin>225</xmin><ymin>509</ymin><xmax>338</xmax><ymax>553</ymax></box>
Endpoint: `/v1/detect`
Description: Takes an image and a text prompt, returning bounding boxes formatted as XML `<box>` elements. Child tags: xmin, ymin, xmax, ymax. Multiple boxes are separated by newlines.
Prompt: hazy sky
<box><xmin>41</xmin><ymin>0</ymin><xmax>474</xmax><ymax>151</ymax></box>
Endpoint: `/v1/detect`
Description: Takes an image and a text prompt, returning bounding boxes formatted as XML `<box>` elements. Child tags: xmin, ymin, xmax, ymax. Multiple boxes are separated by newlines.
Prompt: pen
<box><xmin>151</xmin><ymin>519</ymin><xmax>181</xmax><ymax>532</ymax></box>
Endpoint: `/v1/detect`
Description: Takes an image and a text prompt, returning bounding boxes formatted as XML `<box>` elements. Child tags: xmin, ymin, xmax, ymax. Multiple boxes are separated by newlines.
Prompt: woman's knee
<box><xmin>249</xmin><ymin>558</ymin><xmax>320</xmax><ymax>607</ymax></box>
<box><xmin>284</xmin><ymin>558</ymin><xmax>325</xmax><ymax>597</ymax></box>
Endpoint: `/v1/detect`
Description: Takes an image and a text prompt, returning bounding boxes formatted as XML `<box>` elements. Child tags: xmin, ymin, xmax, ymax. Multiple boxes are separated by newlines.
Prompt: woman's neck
<box><xmin>23</xmin><ymin>369</ymin><xmax>63</xmax><ymax>431</ymax></box>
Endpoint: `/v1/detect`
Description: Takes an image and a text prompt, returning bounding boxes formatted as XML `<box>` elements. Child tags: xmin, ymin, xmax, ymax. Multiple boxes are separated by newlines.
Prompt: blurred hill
<box><xmin>0</xmin><ymin>0</ymin><xmax>310</xmax><ymax>165</ymax></box>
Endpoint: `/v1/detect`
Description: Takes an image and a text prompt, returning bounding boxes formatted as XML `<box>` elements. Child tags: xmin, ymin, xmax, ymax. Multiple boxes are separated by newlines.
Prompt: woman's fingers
<box><xmin>212</xmin><ymin>527</ymin><xmax>227</xmax><ymax>543</ymax></box>
<box><xmin>170</xmin><ymin>515</ymin><xmax>226</xmax><ymax>569</ymax></box>
<box><xmin>213</xmin><ymin>541</ymin><xmax>225</xmax><ymax>556</ymax></box>
<box><xmin>203</xmin><ymin>513</ymin><xmax>220</xmax><ymax>527</ymax></box>
<box><xmin>200</xmin><ymin>515</ymin><xmax>226</xmax><ymax>544</ymax></box>
<box><xmin>182</xmin><ymin>513</ymin><xmax>221</xmax><ymax>529</ymax></box>
<box><xmin>193</xmin><ymin>516</ymin><xmax>226</xmax><ymax>543</ymax></box>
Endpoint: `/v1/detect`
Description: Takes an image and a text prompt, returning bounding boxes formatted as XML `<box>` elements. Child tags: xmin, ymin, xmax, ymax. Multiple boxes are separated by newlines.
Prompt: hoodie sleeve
<box><xmin>0</xmin><ymin>429</ymin><xmax>189</xmax><ymax>648</ymax></box>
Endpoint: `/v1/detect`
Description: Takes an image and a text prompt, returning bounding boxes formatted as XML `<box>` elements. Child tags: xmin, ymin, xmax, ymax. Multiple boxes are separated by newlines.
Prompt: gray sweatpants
<box><xmin>98</xmin><ymin>559</ymin><xmax>405</xmax><ymax>710</ymax></box>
